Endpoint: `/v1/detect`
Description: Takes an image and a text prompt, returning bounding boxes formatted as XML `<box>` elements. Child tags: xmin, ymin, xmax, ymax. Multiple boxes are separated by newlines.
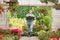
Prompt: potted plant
<box><xmin>0</xmin><ymin>5</ymin><xmax>3</xmax><ymax>15</ymax></box>
<box><xmin>49</xmin><ymin>31</ymin><xmax>60</xmax><ymax>40</ymax></box>
<box><xmin>53</xmin><ymin>4</ymin><xmax>60</xmax><ymax>10</ymax></box>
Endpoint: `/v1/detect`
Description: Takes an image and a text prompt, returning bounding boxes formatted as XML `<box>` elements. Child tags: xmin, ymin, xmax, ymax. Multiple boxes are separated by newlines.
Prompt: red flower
<box><xmin>50</xmin><ymin>38</ymin><xmax>58</xmax><ymax>40</ymax></box>
<box><xmin>10</xmin><ymin>29</ymin><xmax>22</xmax><ymax>37</ymax></box>
<box><xmin>0</xmin><ymin>34</ymin><xmax>3</xmax><ymax>38</ymax></box>
<box><xmin>0</xmin><ymin>28</ymin><xmax>22</xmax><ymax>38</ymax></box>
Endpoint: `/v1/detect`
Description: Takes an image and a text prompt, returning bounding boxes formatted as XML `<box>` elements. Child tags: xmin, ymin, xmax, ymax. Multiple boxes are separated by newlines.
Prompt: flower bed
<box><xmin>0</xmin><ymin>28</ymin><xmax>22</xmax><ymax>40</ymax></box>
<box><xmin>38</xmin><ymin>30</ymin><xmax>60</xmax><ymax>40</ymax></box>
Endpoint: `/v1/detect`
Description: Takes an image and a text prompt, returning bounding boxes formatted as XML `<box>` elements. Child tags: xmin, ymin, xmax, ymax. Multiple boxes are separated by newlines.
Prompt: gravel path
<box><xmin>20</xmin><ymin>36</ymin><xmax>39</xmax><ymax>40</ymax></box>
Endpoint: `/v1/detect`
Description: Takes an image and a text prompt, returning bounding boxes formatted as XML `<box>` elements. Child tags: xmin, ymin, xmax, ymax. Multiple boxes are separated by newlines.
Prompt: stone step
<box><xmin>20</xmin><ymin>36</ymin><xmax>39</xmax><ymax>40</ymax></box>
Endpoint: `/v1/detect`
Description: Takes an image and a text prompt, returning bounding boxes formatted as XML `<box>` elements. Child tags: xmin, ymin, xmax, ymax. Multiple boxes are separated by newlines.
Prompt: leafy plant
<box><xmin>48</xmin><ymin>31</ymin><xmax>60</xmax><ymax>38</ymax></box>
<box><xmin>38</xmin><ymin>30</ymin><xmax>50</xmax><ymax>40</ymax></box>
<box><xmin>37</xmin><ymin>30</ymin><xmax>60</xmax><ymax>40</ymax></box>
<box><xmin>15</xmin><ymin>35</ymin><xmax>19</xmax><ymax>40</ymax></box>
<box><xmin>8</xmin><ymin>6</ymin><xmax>51</xmax><ymax>36</ymax></box>
<box><xmin>0</xmin><ymin>30</ymin><xmax>10</xmax><ymax>34</ymax></box>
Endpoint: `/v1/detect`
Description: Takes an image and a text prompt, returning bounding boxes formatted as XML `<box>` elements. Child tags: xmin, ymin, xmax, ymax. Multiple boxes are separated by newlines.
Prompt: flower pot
<box><xmin>0</xmin><ymin>9</ymin><xmax>3</xmax><ymax>15</ymax></box>
<box><xmin>50</xmin><ymin>38</ymin><xmax>59</xmax><ymax>40</ymax></box>
<box><xmin>54</xmin><ymin>4</ymin><xmax>60</xmax><ymax>10</ymax></box>
<box><xmin>9</xmin><ymin>2</ymin><xmax>13</xmax><ymax>6</ymax></box>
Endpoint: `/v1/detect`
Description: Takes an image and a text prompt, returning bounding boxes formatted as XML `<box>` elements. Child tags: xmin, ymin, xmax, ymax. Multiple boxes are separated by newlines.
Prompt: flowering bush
<box><xmin>10</xmin><ymin>28</ymin><xmax>22</xmax><ymax>37</ymax></box>
<box><xmin>49</xmin><ymin>31</ymin><xmax>60</xmax><ymax>38</ymax></box>
<box><xmin>38</xmin><ymin>31</ymin><xmax>60</xmax><ymax>40</ymax></box>
<box><xmin>0</xmin><ymin>28</ymin><xmax>22</xmax><ymax>40</ymax></box>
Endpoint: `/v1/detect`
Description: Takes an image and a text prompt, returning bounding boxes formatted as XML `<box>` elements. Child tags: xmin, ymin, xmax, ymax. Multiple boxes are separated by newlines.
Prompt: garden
<box><xmin>8</xmin><ymin>5</ymin><xmax>60</xmax><ymax>40</ymax></box>
<box><xmin>0</xmin><ymin>0</ymin><xmax>60</xmax><ymax>40</ymax></box>
<box><xmin>8</xmin><ymin>5</ymin><xmax>51</xmax><ymax>40</ymax></box>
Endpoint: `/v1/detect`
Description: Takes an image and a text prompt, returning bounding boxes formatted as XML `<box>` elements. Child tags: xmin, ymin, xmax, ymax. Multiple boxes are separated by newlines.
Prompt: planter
<box><xmin>53</xmin><ymin>4</ymin><xmax>60</xmax><ymax>10</ymax></box>
<box><xmin>9</xmin><ymin>2</ymin><xmax>13</xmax><ymax>6</ymax></box>
<box><xmin>50</xmin><ymin>38</ymin><xmax>59</xmax><ymax>40</ymax></box>
<box><xmin>0</xmin><ymin>9</ymin><xmax>2</xmax><ymax>14</ymax></box>
<box><xmin>0</xmin><ymin>5</ymin><xmax>3</xmax><ymax>15</ymax></box>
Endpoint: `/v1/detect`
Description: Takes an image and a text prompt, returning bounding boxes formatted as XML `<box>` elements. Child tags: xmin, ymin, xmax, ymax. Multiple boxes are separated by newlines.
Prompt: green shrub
<box><xmin>48</xmin><ymin>31</ymin><xmax>60</xmax><ymax>38</ymax></box>
<box><xmin>0</xmin><ymin>30</ymin><xmax>10</xmax><ymax>34</ymax></box>
<box><xmin>33</xmin><ymin>26</ymin><xmax>43</xmax><ymax>35</ymax></box>
<box><xmin>38</xmin><ymin>30</ymin><xmax>50</xmax><ymax>40</ymax></box>
<box><xmin>22</xmin><ymin>31</ymin><xmax>28</xmax><ymax>36</ymax></box>
<box><xmin>15</xmin><ymin>35</ymin><xmax>19</xmax><ymax>40</ymax></box>
<box><xmin>38</xmin><ymin>31</ymin><xmax>60</xmax><ymax>40</ymax></box>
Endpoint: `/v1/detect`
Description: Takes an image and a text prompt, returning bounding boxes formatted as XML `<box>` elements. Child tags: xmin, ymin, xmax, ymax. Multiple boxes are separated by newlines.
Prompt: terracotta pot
<box><xmin>9</xmin><ymin>2</ymin><xmax>13</xmax><ymax>6</ymax></box>
<box><xmin>54</xmin><ymin>4</ymin><xmax>60</xmax><ymax>10</ymax></box>
<box><xmin>0</xmin><ymin>9</ymin><xmax>2</xmax><ymax>14</ymax></box>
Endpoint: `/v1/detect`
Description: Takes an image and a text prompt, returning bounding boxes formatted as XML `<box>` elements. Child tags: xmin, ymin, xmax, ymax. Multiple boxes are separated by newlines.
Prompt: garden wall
<box><xmin>51</xmin><ymin>8</ymin><xmax>60</xmax><ymax>31</ymax></box>
<box><xmin>0</xmin><ymin>11</ymin><xmax>8</xmax><ymax>28</ymax></box>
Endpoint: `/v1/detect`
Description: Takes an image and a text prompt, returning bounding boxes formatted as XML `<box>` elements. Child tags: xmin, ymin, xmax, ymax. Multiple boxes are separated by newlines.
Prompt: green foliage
<box><xmin>10</xmin><ymin>6</ymin><xmax>48</xmax><ymax>18</ymax></box>
<box><xmin>9</xmin><ymin>6</ymin><xmax>51</xmax><ymax>35</ymax></box>
<box><xmin>15</xmin><ymin>35</ymin><xmax>19</xmax><ymax>40</ymax></box>
<box><xmin>48</xmin><ymin>31</ymin><xmax>60</xmax><ymax>38</ymax></box>
<box><xmin>38</xmin><ymin>31</ymin><xmax>60</xmax><ymax>40</ymax></box>
<box><xmin>10</xmin><ymin>0</ymin><xmax>17</xmax><ymax>2</ymax></box>
<box><xmin>22</xmin><ymin>31</ymin><xmax>28</xmax><ymax>36</ymax></box>
<box><xmin>36</xmin><ymin>6</ymin><xmax>51</xmax><ymax>31</ymax></box>
<box><xmin>33</xmin><ymin>26</ymin><xmax>43</xmax><ymax>35</ymax></box>
<box><xmin>38</xmin><ymin>30</ymin><xmax>50</xmax><ymax>40</ymax></box>
<box><xmin>40</xmin><ymin>0</ymin><xmax>58</xmax><ymax>4</ymax></box>
<box><xmin>0</xmin><ymin>34</ymin><xmax>18</xmax><ymax>40</ymax></box>
<box><xmin>8</xmin><ymin>4</ymin><xmax>20</xmax><ymax>12</ymax></box>
<box><xmin>22</xmin><ymin>26</ymin><xmax>29</xmax><ymax>36</ymax></box>
<box><xmin>0</xmin><ymin>30</ymin><xmax>10</xmax><ymax>34</ymax></box>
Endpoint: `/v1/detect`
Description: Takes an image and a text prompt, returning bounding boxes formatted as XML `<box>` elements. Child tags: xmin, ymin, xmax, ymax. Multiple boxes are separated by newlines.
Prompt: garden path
<box><xmin>20</xmin><ymin>36</ymin><xmax>39</xmax><ymax>40</ymax></box>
